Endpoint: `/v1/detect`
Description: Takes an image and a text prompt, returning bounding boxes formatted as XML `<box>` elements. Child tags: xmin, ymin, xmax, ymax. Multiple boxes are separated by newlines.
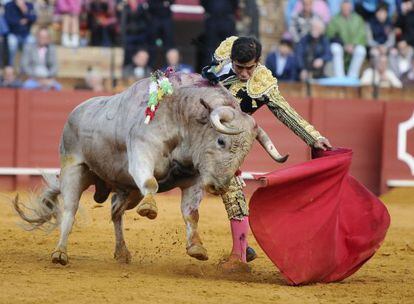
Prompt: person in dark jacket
<box><xmin>5</xmin><ymin>0</ymin><xmax>36</xmax><ymax>65</ymax></box>
<box><xmin>395</xmin><ymin>0</ymin><xmax>414</xmax><ymax>48</ymax></box>
<box><xmin>201</xmin><ymin>0</ymin><xmax>239</xmax><ymax>67</ymax></box>
<box><xmin>148</xmin><ymin>0</ymin><xmax>174</xmax><ymax>49</ymax></box>
<box><xmin>295</xmin><ymin>17</ymin><xmax>332</xmax><ymax>80</ymax></box>
<box><xmin>87</xmin><ymin>0</ymin><xmax>117</xmax><ymax>47</ymax></box>
<box><xmin>121</xmin><ymin>0</ymin><xmax>151</xmax><ymax>66</ymax></box>
<box><xmin>265</xmin><ymin>38</ymin><xmax>299</xmax><ymax>81</ymax></box>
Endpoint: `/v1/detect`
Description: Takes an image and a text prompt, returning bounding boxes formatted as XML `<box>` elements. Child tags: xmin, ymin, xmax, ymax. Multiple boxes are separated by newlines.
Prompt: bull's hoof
<box><xmin>51</xmin><ymin>250</ymin><xmax>68</xmax><ymax>266</ymax></box>
<box><xmin>187</xmin><ymin>244</ymin><xmax>208</xmax><ymax>261</ymax></box>
<box><xmin>114</xmin><ymin>247</ymin><xmax>132</xmax><ymax>264</ymax></box>
<box><xmin>137</xmin><ymin>195</ymin><xmax>158</xmax><ymax>220</ymax></box>
<box><xmin>218</xmin><ymin>254</ymin><xmax>251</xmax><ymax>273</ymax></box>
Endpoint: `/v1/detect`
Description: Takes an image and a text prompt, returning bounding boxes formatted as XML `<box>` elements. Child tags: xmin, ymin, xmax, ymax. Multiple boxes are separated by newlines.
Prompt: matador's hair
<box><xmin>230</xmin><ymin>37</ymin><xmax>262</xmax><ymax>63</ymax></box>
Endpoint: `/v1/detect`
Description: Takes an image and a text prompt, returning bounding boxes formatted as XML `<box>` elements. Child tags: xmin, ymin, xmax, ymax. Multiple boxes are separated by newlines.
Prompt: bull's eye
<box><xmin>217</xmin><ymin>138</ymin><xmax>226</xmax><ymax>148</ymax></box>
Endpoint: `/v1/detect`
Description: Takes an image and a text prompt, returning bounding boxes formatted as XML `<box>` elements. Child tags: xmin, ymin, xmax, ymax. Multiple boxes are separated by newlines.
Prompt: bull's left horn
<box><xmin>210</xmin><ymin>107</ymin><xmax>243</xmax><ymax>135</ymax></box>
<box><xmin>256</xmin><ymin>127</ymin><xmax>289</xmax><ymax>163</ymax></box>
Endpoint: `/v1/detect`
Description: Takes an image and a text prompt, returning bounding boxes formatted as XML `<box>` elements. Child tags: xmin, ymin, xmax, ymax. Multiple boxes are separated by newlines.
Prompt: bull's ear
<box><xmin>200</xmin><ymin>98</ymin><xmax>213</xmax><ymax>113</ymax></box>
<box><xmin>197</xmin><ymin>98</ymin><xmax>211</xmax><ymax>124</ymax></box>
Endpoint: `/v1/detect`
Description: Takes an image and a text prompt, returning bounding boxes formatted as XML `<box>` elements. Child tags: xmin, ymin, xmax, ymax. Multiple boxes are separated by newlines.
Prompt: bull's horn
<box><xmin>256</xmin><ymin>127</ymin><xmax>289</xmax><ymax>163</ymax></box>
<box><xmin>210</xmin><ymin>107</ymin><xmax>243</xmax><ymax>135</ymax></box>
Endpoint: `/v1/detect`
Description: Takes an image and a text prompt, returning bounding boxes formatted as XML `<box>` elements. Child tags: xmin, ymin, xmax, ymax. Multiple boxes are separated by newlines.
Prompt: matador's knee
<box><xmin>221</xmin><ymin>177</ymin><xmax>249</xmax><ymax>220</ymax></box>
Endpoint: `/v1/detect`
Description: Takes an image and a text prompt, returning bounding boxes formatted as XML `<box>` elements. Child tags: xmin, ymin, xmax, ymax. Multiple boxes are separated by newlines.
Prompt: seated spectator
<box><xmin>360</xmin><ymin>54</ymin><xmax>402</xmax><ymax>87</ymax></box>
<box><xmin>148</xmin><ymin>0</ymin><xmax>175</xmax><ymax>49</ymax></box>
<box><xmin>0</xmin><ymin>65</ymin><xmax>22</xmax><ymax>88</ymax></box>
<box><xmin>5</xmin><ymin>0</ymin><xmax>36</xmax><ymax>65</ymax></box>
<box><xmin>55</xmin><ymin>0</ymin><xmax>81</xmax><ymax>47</ymax></box>
<box><xmin>289</xmin><ymin>0</ymin><xmax>325</xmax><ymax>43</ymax></box>
<box><xmin>122</xmin><ymin>0</ymin><xmax>151</xmax><ymax>66</ymax></box>
<box><xmin>389</xmin><ymin>39</ymin><xmax>413</xmax><ymax>77</ymax></box>
<box><xmin>87</xmin><ymin>0</ymin><xmax>117</xmax><ymax>47</ymax></box>
<box><xmin>296</xmin><ymin>17</ymin><xmax>332</xmax><ymax>81</ymax></box>
<box><xmin>285</xmin><ymin>0</ymin><xmax>330</xmax><ymax>27</ymax></box>
<box><xmin>354</xmin><ymin>0</ymin><xmax>396</xmax><ymax>21</ymax></box>
<box><xmin>122</xmin><ymin>48</ymin><xmax>152</xmax><ymax>81</ymax></box>
<box><xmin>21</xmin><ymin>27</ymin><xmax>61</xmax><ymax>91</ymax></box>
<box><xmin>327</xmin><ymin>0</ymin><xmax>367</xmax><ymax>78</ymax></box>
<box><xmin>395</xmin><ymin>0</ymin><xmax>414</xmax><ymax>48</ymax></box>
<box><xmin>265</xmin><ymin>38</ymin><xmax>299</xmax><ymax>82</ymax></box>
<box><xmin>401</xmin><ymin>56</ymin><xmax>414</xmax><ymax>86</ymax></box>
<box><xmin>74</xmin><ymin>66</ymin><xmax>105</xmax><ymax>91</ymax></box>
<box><xmin>366</xmin><ymin>3</ymin><xmax>395</xmax><ymax>59</ymax></box>
<box><xmin>164</xmin><ymin>48</ymin><xmax>193</xmax><ymax>73</ymax></box>
<box><xmin>0</xmin><ymin>6</ymin><xmax>9</xmax><ymax>68</ymax></box>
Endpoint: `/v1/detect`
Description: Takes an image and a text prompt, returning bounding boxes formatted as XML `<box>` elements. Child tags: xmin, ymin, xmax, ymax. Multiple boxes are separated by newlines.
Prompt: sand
<box><xmin>0</xmin><ymin>188</ymin><xmax>413</xmax><ymax>304</ymax></box>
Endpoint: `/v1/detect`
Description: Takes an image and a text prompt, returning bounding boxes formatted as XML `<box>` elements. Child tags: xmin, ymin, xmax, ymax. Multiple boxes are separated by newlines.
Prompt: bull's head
<box><xmin>195</xmin><ymin>97</ymin><xmax>288</xmax><ymax>195</ymax></box>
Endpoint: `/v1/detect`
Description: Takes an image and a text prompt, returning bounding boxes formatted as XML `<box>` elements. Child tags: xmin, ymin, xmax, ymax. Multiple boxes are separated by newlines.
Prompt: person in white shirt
<box><xmin>360</xmin><ymin>54</ymin><xmax>402</xmax><ymax>88</ymax></box>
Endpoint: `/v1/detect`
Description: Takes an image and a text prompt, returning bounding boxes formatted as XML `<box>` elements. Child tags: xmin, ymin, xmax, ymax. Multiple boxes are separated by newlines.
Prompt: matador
<box><xmin>202</xmin><ymin>36</ymin><xmax>332</xmax><ymax>271</ymax></box>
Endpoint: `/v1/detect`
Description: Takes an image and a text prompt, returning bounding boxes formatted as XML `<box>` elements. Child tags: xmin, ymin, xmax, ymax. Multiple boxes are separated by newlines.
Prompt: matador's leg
<box><xmin>220</xmin><ymin>177</ymin><xmax>256</xmax><ymax>271</ymax></box>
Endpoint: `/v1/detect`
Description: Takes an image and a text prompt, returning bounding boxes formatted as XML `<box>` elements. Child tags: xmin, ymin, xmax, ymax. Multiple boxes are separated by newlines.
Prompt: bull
<box><xmin>13</xmin><ymin>72</ymin><xmax>286</xmax><ymax>265</ymax></box>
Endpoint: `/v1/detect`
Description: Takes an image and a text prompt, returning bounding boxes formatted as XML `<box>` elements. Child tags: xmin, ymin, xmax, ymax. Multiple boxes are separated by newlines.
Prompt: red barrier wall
<box><xmin>0</xmin><ymin>89</ymin><xmax>17</xmax><ymax>190</ymax></box>
<box><xmin>381</xmin><ymin>102</ymin><xmax>414</xmax><ymax>193</ymax></box>
<box><xmin>311</xmin><ymin>99</ymin><xmax>384</xmax><ymax>194</ymax></box>
<box><xmin>242</xmin><ymin>98</ymin><xmax>311</xmax><ymax>173</ymax></box>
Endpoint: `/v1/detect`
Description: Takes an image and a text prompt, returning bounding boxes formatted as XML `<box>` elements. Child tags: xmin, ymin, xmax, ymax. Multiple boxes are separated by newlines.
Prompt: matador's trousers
<box><xmin>221</xmin><ymin>176</ymin><xmax>249</xmax><ymax>220</ymax></box>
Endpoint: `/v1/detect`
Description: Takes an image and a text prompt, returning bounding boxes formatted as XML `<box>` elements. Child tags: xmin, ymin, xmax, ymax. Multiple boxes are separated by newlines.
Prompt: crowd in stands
<box><xmin>0</xmin><ymin>0</ymin><xmax>413</xmax><ymax>91</ymax></box>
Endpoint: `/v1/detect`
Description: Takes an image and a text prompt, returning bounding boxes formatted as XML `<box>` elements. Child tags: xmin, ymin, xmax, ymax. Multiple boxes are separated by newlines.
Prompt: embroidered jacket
<box><xmin>204</xmin><ymin>36</ymin><xmax>323</xmax><ymax>146</ymax></box>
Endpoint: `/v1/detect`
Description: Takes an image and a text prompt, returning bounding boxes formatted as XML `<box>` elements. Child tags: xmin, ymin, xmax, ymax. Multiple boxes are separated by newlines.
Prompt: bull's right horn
<box><xmin>210</xmin><ymin>107</ymin><xmax>243</xmax><ymax>135</ymax></box>
<box><xmin>256</xmin><ymin>127</ymin><xmax>289</xmax><ymax>163</ymax></box>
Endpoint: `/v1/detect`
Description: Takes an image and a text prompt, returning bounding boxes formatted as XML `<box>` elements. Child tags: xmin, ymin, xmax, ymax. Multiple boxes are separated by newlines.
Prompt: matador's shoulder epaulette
<box><xmin>214</xmin><ymin>36</ymin><xmax>238</xmax><ymax>62</ymax></box>
<box><xmin>247</xmin><ymin>64</ymin><xmax>278</xmax><ymax>99</ymax></box>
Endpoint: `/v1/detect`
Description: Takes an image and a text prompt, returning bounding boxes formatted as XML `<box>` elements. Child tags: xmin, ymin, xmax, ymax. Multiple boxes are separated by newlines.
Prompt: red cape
<box><xmin>249</xmin><ymin>148</ymin><xmax>390</xmax><ymax>285</ymax></box>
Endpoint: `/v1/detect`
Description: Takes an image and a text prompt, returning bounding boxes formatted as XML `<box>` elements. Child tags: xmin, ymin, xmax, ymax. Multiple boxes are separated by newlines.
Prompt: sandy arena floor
<box><xmin>0</xmin><ymin>188</ymin><xmax>413</xmax><ymax>304</ymax></box>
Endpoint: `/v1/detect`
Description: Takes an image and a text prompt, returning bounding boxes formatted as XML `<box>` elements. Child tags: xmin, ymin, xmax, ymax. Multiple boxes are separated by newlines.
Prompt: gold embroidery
<box><xmin>247</xmin><ymin>64</ymin><xmax>277</xmax><ymax>99</ymax></box>
<box><xmin>221</xmin><ymin>177</ymin><xmax>249</xmax><ymax>220</ymax></box>
<box><xmin>229</xmin><ymin>80</ymin><xmax>245</xmax><ymax>98</ymax></box>
<box><xmin>214</xmin><ymin>36</ymin><xmax>238</xmax><ymax>62</ymax></box>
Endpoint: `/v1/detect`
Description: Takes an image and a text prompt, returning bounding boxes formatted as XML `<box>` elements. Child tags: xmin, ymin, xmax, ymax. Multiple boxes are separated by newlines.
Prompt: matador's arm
<box><xmin>247</xmin><ymin>65</ymin><xmax>324</xmax><ymax>147</ymax></box>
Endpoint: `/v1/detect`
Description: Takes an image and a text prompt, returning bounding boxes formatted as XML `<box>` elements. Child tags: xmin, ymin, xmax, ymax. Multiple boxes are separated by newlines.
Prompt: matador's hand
<box><xmin>313</xmin><ymin>137</ymin><xmax>332</xmax><ymax>151</ymax></box>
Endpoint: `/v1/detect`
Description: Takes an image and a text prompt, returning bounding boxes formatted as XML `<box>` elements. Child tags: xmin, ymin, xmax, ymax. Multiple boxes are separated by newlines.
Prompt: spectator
<box><xmin>360</xmin><ymin>54</ymin><xmax>402</xmax><ymax>87</ymax></box>
<box><xmin>366</xmin><ymin>3</ymin><xmax>395</xmax><ymax>59</ymax></box>
<box><xmin>201</xmin><ymin>0</ymin><xmax>238</xmax><ymax>67</ymax></box>
<box><xmin>122</xmin><ymin>48</ymin><xmax>152</xmax><ymax>81</ymax></box>
<box><xmin>289</xmin><ymin>0</ymin><xmax>325</xmax><ymax>43</ymax></box>
<box><xmin>394</xmin><ymin>0</ymin><xmax>414</xmax><ymax>48</ymax></box>
<box><xmin>0</xmin><ymin>4</ymin><xmax>8</xmax><ymax>68</ymax></box>
<box><xmin>354</xmin><ymin>0</ymin><xmax>396</xmax><ymax>21</ymax></box>
<box><xmin>0</xmin><ymin>65</ymin><xmax>22</xmax><ymax>87</ymax></box>
<box><xmin>121</xmin><ymin>0</ymin><xmax>151</xmax><ymax>67</ymax></box>
<box><xmin>21</xmin><ymin>27</ymin><xmax>61</xmax><ymax>90</ymax></box>
<box><xmin>87</xmin><ymin>0</ymin><xmax>117</xmax><ymax>47</ymax></box>
<box><xmin>148</xmin><ymin>0</ymin><xmax>174</xmax><ymax>49</ymax></box>
<box><xmin>5</xmin><ymin>0</ymin><xmax>36</xmax><ymax>65</ymax></box>
<box><xmin>265</xmin><ymin>38</ymin><xmax>299</xmax><ymax>82</ymax></box>
<box><xmin>84</xmin><ymin>68</ymin><xmax>105</xmax><ymax>91</ymax></box>
<box><xmin>327</xmin><ymin>0</ymin><xmax>367</xmax><ymax>78</ymax></box>
<box><xmin>237</xmin><ymin>0</ymin><xmax>259</xmax><ymax>38</ymax></box>
<box><xmin>401</xmin><ymin>56</ymin><xmax>414</xmax><ymax>86</ymax></box>
<box><xmin>55</xmin><ymin>0</ymin><xmax>81</xmax><ymax>47</ymax></box>
<box><xmin>163</xmin><ymin>48</ymin><xmax>193</xmax><ymax>73</ymax></box>
<box><xmin>285</xmin><ymin>0</ymin><xmax>330</xmax><ymax>27</ymax></box>
<box><xmin>296</xmin><ymin>17</ymin><xmax>332</xmax><ymax>81</ymax></box>
<box><xmin>389</xmin><ymin>39</ymin><xmax>413</xmax><ymax>77</ymax></box>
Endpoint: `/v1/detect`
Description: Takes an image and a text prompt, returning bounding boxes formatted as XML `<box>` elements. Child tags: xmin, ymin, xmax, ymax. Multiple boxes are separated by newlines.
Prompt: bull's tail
<box><xmin>12</xmin><ymin>174</ymin><xmax>62</xmax><ymax>232</ymax></box>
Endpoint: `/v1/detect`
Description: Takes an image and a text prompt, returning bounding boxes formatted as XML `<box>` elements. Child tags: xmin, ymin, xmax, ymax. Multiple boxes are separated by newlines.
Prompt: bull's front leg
<box><xmin>128</xmin><ymin>148</ymin><xmax>159</xmax><ymax>220</ymax></box>
<box><xmin>181</xmin><ymin>182</ymin><xmax>208</xmax><ymax>261</ymax></box>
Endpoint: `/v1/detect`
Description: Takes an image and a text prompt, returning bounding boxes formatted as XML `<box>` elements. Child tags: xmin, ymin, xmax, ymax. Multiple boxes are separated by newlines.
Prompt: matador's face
<box><xmin>232</xmin><ymin>59</ymin><xmax>258</xmax><ymax>82</ymax></box>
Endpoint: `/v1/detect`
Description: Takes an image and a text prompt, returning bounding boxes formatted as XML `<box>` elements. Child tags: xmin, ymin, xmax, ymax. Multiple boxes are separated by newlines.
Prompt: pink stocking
<box><xmin>230</xmin><ymin>216</ymin><xmax>249</xmax><ymax>263</ymax></box>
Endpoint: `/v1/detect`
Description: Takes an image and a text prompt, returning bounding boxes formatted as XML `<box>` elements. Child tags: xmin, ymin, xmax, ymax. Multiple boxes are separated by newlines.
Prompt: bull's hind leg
<box><xmin>51</xmin><ymin>162</ymin><xmax>92</xmax><ymax>265</ymax></box>
<box><xmin>111</xmin><ymin>191</ymin><xmax>142</xmax><ymax>263</ymax></box>
<box><xmin>181</xmin><ymin>183</ymin><xmax>208</xmax><ymax>261</ymax></box>
<box><xmin>128</xmin><ymin>151</ymin><xmax>159</xmax><ymax>220</ymax></box>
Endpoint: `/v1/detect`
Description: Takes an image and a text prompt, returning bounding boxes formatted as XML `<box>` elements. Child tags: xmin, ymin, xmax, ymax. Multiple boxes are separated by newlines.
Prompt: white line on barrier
<box><xmin>387</xmin><ymin>180</ymin><xmax>414</xmax><ymax>187</ymax></box>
